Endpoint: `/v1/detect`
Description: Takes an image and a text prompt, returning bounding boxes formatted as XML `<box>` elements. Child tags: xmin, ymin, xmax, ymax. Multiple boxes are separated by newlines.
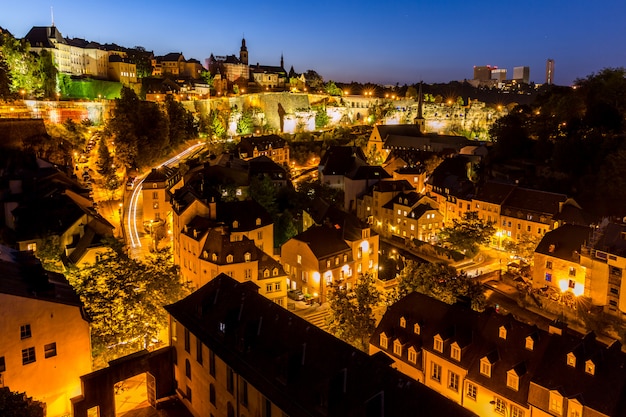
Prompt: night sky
<box><xmin>2</xmin><ymin>0</ymin><xmax>625</xmax><ymax>86</ymax></box>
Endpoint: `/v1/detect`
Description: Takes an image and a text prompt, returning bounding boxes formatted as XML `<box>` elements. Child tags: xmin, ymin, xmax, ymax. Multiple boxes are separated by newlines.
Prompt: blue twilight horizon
<box><xmin>2</xmin><ymin>0</ymin><xmax>625</xmax><ymax>87</ymax></box>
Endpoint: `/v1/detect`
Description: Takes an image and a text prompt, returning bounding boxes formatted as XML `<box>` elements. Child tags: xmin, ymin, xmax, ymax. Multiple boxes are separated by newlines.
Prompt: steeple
<box><xmin>240</xmin><ymin>37</ymin><xmax>248</xmax><ymax>65</ymax></box>
<box><xmin>414</xmin><ymin>81</ymin><xmax>425</xmax><ymax>133</ymax></box>
<box><xmin>280</xmin><ymin>53</ymin><xmax>284</xmax><ymax>70</ymax></box>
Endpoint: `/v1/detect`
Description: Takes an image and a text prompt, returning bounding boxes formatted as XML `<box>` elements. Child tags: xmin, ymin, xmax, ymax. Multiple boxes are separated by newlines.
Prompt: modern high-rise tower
<box><xmin>546</xmin><ymin>59</ymin><xmax>555</xmax><ymax>85</ymax></box>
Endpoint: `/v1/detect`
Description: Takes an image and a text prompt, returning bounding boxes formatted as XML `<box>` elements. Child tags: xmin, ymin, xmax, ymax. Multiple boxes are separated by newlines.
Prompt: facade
<box><xmin>142</xmin><ymin>166</ymin><xmax>180</xmax><ymax>224</ymax></box>
<box><xmin>513</xmin><ymin>66</ymin><xmax>530</xmax><ymax>83</ymax></box>
<box><xmin>371</xmin><ymin>292</ymin><xmax>626</xmax><ymax>417</ymax></box>
<box><xmin>238</xmin><ymin>134</ymin><xmax>290</xmax><ymax>166</ymax></box>
<box><xmin>0</xmin><ymin>247</ymin><xmax>91</xmax><ymax>417</ymax></box>
<box><xmin>152</xmin><ymin>53</ymin><xmax>205</xmax><ymax>79</ymax></box>
<box><xmin>546</xmin><ymin>59</ymin><xmax>555</xmax><ymax>85</ymax></box>
<box><xmin>165</xmin><ymin>274</ymin><xmax>476</xmax><ymax>417</ymax></box>
<box><xmin>24</xmin><ymin>26</ymin><xmax>136</xmax><ymax>81</ymax></box>
<box><xmin>357</xmin><ymin>179</ymin><xmax>415</xmax><ymax>233</ymax></box>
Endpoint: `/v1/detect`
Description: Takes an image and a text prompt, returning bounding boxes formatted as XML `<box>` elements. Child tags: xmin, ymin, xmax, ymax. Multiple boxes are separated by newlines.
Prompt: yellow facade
<box><xmin>0</xmin><ymin>294</ymin><xmax>91</xmax><ymax>417</ymax></box>
<box><xmin>170</xmin><ymin>319</ymin><xmax>285</xmax><ymax>417</ymax></box>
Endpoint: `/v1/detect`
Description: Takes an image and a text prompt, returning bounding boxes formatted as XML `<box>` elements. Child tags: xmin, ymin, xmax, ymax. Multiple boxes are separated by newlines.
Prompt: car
<box><xmin>287</xmin><ymin>289</ymin><xmax>304</xmax><ymax>301</ymax></box>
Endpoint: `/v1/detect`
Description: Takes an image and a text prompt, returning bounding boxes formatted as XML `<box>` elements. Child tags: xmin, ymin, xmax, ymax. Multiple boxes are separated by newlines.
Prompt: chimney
<box><xmin>209</xmin><ymin>197</ymin><xmax>217</xmax><ymax>220</ymax></box>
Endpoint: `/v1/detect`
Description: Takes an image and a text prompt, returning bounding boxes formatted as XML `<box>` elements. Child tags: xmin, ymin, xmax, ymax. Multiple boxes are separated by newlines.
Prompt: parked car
<box><xmin>287</xmin><ymin>289</ymin><xmax>304</xmax><ymax>301</ymax></box>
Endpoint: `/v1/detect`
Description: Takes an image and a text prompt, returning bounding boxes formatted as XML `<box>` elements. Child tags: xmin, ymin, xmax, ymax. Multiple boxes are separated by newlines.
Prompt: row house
<box><xmin>238</xmin><ymin>134</ymin><xmax>290</xmax><ymax>166</ymax></box>
<box><xmin>371</xmin><ymin>292</ymin><xmax>626</xmax><ymax>417</ymax></box>
<box><xmin>142</xmin><ymin>166</ymin><xmax>181</xmax><ymax>224</ymax></box>
<box><xmin>382</xmin><ymin>191</ymin><xmax>442</xmax><ymax>242</ymax></box>
<box><xmin>0</xmin><ymin>247</ymin><xmax>92</xmax><ymax>417</ymax></box>
<box><xmin>164</xmin><ymin>274</ymin><xmax>476</xmax><ymax>417</ymax></box>
<box><xmin>356</xmin><ymin>179</ymin><xmax>415</xmax><ymax>231</ymax></box>
<box><xmin>172</xmin><ymin>193</ymin><xmax>274</xmax><ymax>269</ymax></box>
<box><xmin>180</xmin><ymin>226</ymin><xmax>286</xmax><ymax>306</ymax></box>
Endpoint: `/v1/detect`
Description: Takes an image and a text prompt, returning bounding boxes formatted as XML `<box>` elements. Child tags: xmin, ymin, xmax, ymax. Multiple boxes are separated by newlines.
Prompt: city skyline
<box><xmin>2</xmin><ymin>1</ymin><xmax>625</xmax><ymax>86</ymax></box>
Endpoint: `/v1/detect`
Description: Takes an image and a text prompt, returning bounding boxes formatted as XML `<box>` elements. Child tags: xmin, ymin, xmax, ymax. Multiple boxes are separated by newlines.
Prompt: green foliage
<box><xmin>126</xmin><ymin>46</ymin><xmax>153</xmax><ymax>78</ymax></box>
<box><xmin>36</xmin><ymin>49</ymin><xmax>57</xmax><ymax>98</ymax></box>
<box><xmin>405</xmin><ymin>86</ymin><xmax>417</xmax><ymax>99</ymax></box>
<box><xmin>60</xmin><ymin>77</ymin><xmax>123</xmax><ymax>100</ymax></box>
<box><xmin>392</xmin><ymin>261</ymin><xmax>485</xmax><ymax>310</ymax></box>
<box><xmin>208</xmin><ymin>109</ymin><xmax>227</xmax><ymax>140</ymax></box>
<box><xmin>314</xmin><ymin>106</ymin><xmax>330</xmax><ymax>129</ymax></box>
<box><xmin>33</xmin><ymin>236</ymin><xmax>64</xmax><ymax>273</ymax></box>
<box><xmin>438</xmin><ymin>211</ymin><xmax>496</xmax><ymax>256</ymax></box>
<box><xmin>164</xmin><ymin>95</ymin><xmax>197</xmax><ymax>147</ymax></box>
<box><xmin>249</xmin><ymin>175</ymin><xmax>278</xmax><ymax>216</ymax></box>
<box><xmin>66</xmin><ymin>247</ymin><xmax>188</xmax><ymax>367</ymax></box>
<box><xmin>106</xmin><ymin>87</ymin><xmax>170</xmax><ymax>169</ymax></box>
<box><xmin>96</xmin><ymin>136</ymin><xmax>115</xmax><ymax>177</ymax></box>
<box><xmin>201</xmin><ymin>70</ymin><xmax>214</xmax><ymax>87</ymax></box>
<box><xmin>0</xmin><ymin>387</ymin><xmax>45</xmax><ymax>417</ymax></box>
<box><xmin>502</xmin><ymin>233</ymin><xmax>540</xmax><ymax>263</ymax></box>
<box><xmin>236</xmin><ymin>109</ymin><xmax>254</xmax><ymax>136</ymax></box>
<box><xmin>0</xmin><ymin>31</ymin><xmax>40</xmax><ymax>96</ymax></box>
<box><xmin>324</xmin><ymin>80</ymin><xmax>343</xmax><ymax>96</ymax></box>
<box><xmin>327</xmin><ymin>273</ymin><xmax>381</xmax><ymax>352</ymax></box>
<box><xmin>275</xmin><ymin>210</ymin><xmax>298</xmax><ymax>247</ymax></box>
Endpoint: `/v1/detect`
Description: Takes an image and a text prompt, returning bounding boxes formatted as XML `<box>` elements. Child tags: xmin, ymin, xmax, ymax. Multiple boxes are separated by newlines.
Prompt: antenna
<box><xmin>51</xmin><ymin>6</ymin><xmax>55</xmax><ymax>26</ymax></box>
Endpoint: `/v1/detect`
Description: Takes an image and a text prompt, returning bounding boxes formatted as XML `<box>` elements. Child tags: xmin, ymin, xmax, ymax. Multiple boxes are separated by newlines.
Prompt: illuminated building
<box><xmin>546</xmin><ymin>59</ymin><xmax>555</xmax><ymax>85</ymax></box>
<box><xmin>165</xmin><ymin>273</ymin><xmax>476</xmax><ymax>417</ymax></box>
<box><xmin>372</xmin><ymin>292</ymin><xmax>626</xmax><ymax>417</ymax></box>
<box><xmin>0</xmin><ymin>247</ymin><xmax>91</xmax><ymax>417</ymax></box>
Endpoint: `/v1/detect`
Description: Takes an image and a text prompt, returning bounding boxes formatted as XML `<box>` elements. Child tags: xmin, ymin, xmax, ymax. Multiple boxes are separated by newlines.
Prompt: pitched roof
<box><xmin>502</xmin><ymin>188</ymin><xmax>567</xmax><ymax>217</ymax></box>
<box><xmin>24</xmin><ymin>26</ymin><xmax>67</xmax><ymax>48</ymax></box>
<box><xmin>165</xmin><ymin>274</ymin><xmax>477</xmax><ymax>417</ymax></box>
<box><xmin>535</xmin><ymin>224</ymin><xmax>591</xmax><ymax>261</ymax></box>
<box><xmin>474</xmin><ymin>181</ymin><xmax>516</xmax><ymax>205</ymax></box>
<box><xmin>0</xmin><ymin>245</ymin><xmax>86</xmax><ymax>311</ymax></box>
<box><xmin>238</xmin><ymin>135</ymin><xmax>287</xmax><ymax>156</ymax></box>
<box><xmin>320</xmin><ymin>146</ymin><xmax>367</xmax><ymax>176</ymax></box>
<box><xmin>292</xmin><ymin>224</ymin><xmax>351</xmax><ymax>259</ymax></box>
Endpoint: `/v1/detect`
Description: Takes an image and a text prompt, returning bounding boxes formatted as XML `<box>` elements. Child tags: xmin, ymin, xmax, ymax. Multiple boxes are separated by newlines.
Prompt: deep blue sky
<box><xmin>2</xmin><ymin>0</ymin><xmax>625</xmax><ymax>86</ymax></box>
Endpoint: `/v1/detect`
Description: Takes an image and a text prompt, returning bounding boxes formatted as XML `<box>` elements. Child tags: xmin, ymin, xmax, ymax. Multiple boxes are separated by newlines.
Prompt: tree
<box><xmin>324</xmin><ymin>80</ymin><xmax>343</xmax><ymax>96</ymax></box>
<box><xmin>200</xmin><ymin>70</ymin><xmax>214</xmax><ymax>88</ymax></box>
<box><xmin>248</xmin><ymin>175</ymin><xmax>278</xmax><ymax>217</ymax></box>
<box><xmin>0</xmin><ymin>387</ymin><xmax>44</xmax><ymax>417</ymax></box>
<box><xmin>164</xmin><ymin>94</ymin><xmax>196</xmax><ymax>147</ymax></box>
<box><xmin>66</xmin><ymin>247</ymin><xmax>188</xmax><ymax>367</ymax></box>
<box><xmin>208</xmin><ymin>109</ymin><xmax>227</xmax><ymax>140</ymax></box>
<box><xmin>236</xmin><ymin>109</ymin><xmax>254</xmax><ymax>136</ymax></box>
<box><xmin>392</xmin><ymin>261</ymin><xmax>485</xmax><ymax>311</ymax></box>
<box><xmin>36</xmin><ymin>49</ymin><xmax>57</xmax><ymax>99</ymax></box>
<box><xmin>438</xmin><ymin>211</ymin><xmax>495</xmax><ymax>257</ymax></box>
<box><xmin>96</xmin><ymin>136</ymin><xmax>114</xmax><ymax>178</ymax></box>
<box><xmin>327</xmin><ymin>273</ymin><xmax>381</xmax><ymax>352</ymax></box>
<box><xmin>304</xmin><ymin>70</ymin><xmax>324</xmax><ymax>90</ymax></box>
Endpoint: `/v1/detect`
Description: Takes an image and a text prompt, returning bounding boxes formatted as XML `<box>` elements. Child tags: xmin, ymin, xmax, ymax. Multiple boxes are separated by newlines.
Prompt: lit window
<box><xmin>408</xmin><ymin>347</ymin><xmax>417</xmax><ymax>364</ymax></box>
<box><xmin>266</xmin><ymin>284</ymin><xmax>273</xmax><ymax>292</ymax></box>
<box><xmin>244</xmin><ymin>252</ymin><xmax>251</xmax><ymax>262</ymax></box>
<box><xmin>256</xmin><ymin>218</ymin><xmax>262</xmax><ymax>226</ymax></box>
<box><xmin>399</xmin><ymin>317</ymin><xmax>406</xmax><ymax>328</ymax></box>
<box><xmin>499</xmin><ymin>326</ymin><xmax>507</xmax><ymax>339</ymax></box>
<box><xmin>480</xmin><ymin>357</ymin><xmax>492</xmax><ymax>377</ymax></box>
<box><xmin>22</xmin><ymin>347</ymin><xmax>36</xmax><ymax>365</ymax></box>
<box><xmin>549</xmin><ymin>391</ymin><xmax>563</xmax><ymax>415</ymax></box>
<box><xmin>44</xmin><ymin>342</ymin><xmax>57</xmax><ymax>358</ymax></box>
<box><xmin>297</xmin><ymin>254</ymin><xmax>302</xmax><ymax>264</ymax></box>
<box><xmin>431</xmin><ymin>362</ymin><xmax>442</xmax><ymax>382</ymax></box>
<box><xmin>493</xmin><ymin>397</ymin><xmax>507</xmax><ymax>415</ymax></box>
<box><xmin>433</xmin><ymin>335</ymin><xmax>443</xmax><ymax>353</ymax></box>
<box><xmin>466</xmin><ymin>382</ymin><xmax>477</xmax><ymax>400</ymax></box>
<box><xmin>393</xmin><ymin>340</ymin><xmax>402</xmax><ymax>356</ymax></box>
<box><xmin>525</xmin><ymin>336</ymin><xmax>534</xmax><ymax>351</ymax></box>
<box><xmin>226</xmin><ymin>254</ymin><xmax>234</xmax><ymax>263</ymax></box>
<box><xmin>448</xmin><ymin>371</ymin><xmax>459</xmax><ymax>392</ymax></box>
<box><xmin>20</xmin><ymin>324</ymin><xmax>32</xmax><ymax>339</ymax></box>
<box><xmin>506</xmin><ymin>370</ymin><xmax>519</xmax><ymax>391</ymax></box>
<box><xmin>414</xmin><ymin>323</ymin><xmax>421</xmax><ymax>334</ymax></box>
<box><xmin>511</xmin><ymin>405</ymin><xmax>525</xmax><ymax>417</ymax></box>
<box><xmin>585</xmin><ymin>360</ymin><xmax>595</xmax><ymax>375</ymax></box>
<box><xmin>379</xmin><ymin>333</ymin><xmax>388</xmax><ymax>349</ymax></box>
<box><xmin>566</xmin><ymin>352</ymin><xmax>576</xmax><ymax>367</ymax></box>
<box><xmin>450</xmin><ymin>343</ymin><xmax>461</xmax><ymax>361</ymax></box>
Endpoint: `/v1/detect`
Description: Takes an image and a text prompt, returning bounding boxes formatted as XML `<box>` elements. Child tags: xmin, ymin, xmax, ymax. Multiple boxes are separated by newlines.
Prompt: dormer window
<box><xmin>506</xmin><ymin>369</ymin><xmax>519</xmax><ymax>391</ymax></box>
<box><xmin>566</xmin><ymin>352</ymin><xmax>576</xmax><ymax>367</ymax></box>
<box><xmin>480</xmin><ymin>357</ymin><xmax>492</xmax><ymax>377</ymax></box>
<box><xmin>244</xmin><ymin>252</ymin><xmax>251</xmax><ymax>262</ymax></box>
<box><xmin>499</xmin><ymin>325</ymin><xmax>507</xmax><ymax>339</ymax></box>
<box><xmin>393</xmin><ymin>339</ymin><xmax>402</xmax><ymax>356</ymax></box>
<box><xmin>433</xmin><ymin>335</ymin><xmax>443</xmax><ymax>353</ymax></box>
<box><xmin>585</xmin><ymin>360</ymin><xmax>595</xmax><ymax>375</ymax></box>
<box><xmin>256</xmin><ymin>217</ymin><xmax>261</xmax><ymax>226</ymax></box>
<box><xmin>203</xmin><ymin>251</ymin><xmax>208</xmax><ymax>259</ymax></box>
<box><xmin>379</xmin><ymin>333</ymin><xmax>388</xmax><ymax>349</ymax></box>
<box><xmin>525</xmin><ymin>335</ymin><xmax>535</xmax><ymax>351</ymax></box>
<box><xmin>212</xmin><ymin>253</ymin><xmax>218</xmax><ymax>262</ymax></box>
<box><xmin>450</xmin><ymin>343</ymin><xmax>461</xmax><ymax>361</ymax></box>
<box><xmin>264</xmin><ymin>269</ymin><xmax>270</xmax><ymax>278</ymax></box>
<box><xmin>226</xmin><ymin>254</ymin><xmax>234</xmax><ymax>263</ymax></box>
<box><xmin>414</xmin><ymin>323</ymin><xmax>421</xmax><ymax>335</ymax></box>
<box><xmin>399</xmin><ymin>317</ymin><xmax>406</xmax><ymax>328</ymax></box>
<box><xmin>272</xmin><ymin>268</ymin><xmax>279</xmax><ymax>276</ymax></box>
<box><xmin>408</xmin><ymin>346</ymin><xmax>417</xmax><ymax>364</ymax></box>
<box><xmin>232</xmin><ymin>220</ymin><xmax>239</xmax><ymax>229</ymax></box>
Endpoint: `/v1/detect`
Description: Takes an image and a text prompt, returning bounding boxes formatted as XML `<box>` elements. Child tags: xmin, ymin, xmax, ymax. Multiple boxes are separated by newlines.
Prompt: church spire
<box><xmin>414</xmin><ymin>81</ymin><xmax>425</xmax><ymax>133</ymax></box>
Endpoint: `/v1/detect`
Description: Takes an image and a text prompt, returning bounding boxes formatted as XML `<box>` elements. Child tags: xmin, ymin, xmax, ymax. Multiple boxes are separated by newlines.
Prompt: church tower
<box><xmin>240</xmin><ymin>37</ymin><xmax>248</xmax><ymax>65</ymax></box>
